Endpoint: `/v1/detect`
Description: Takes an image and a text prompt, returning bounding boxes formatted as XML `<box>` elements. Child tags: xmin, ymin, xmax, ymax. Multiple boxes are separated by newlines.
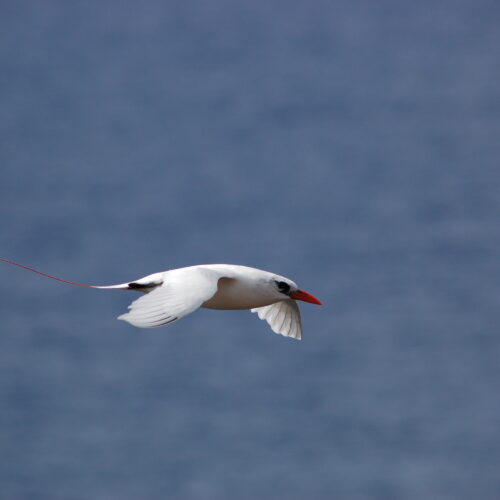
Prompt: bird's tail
<box><xmin>0</xmin><ymin>257</ymin><xmax>130</xmax><ymax>289</ymax></box>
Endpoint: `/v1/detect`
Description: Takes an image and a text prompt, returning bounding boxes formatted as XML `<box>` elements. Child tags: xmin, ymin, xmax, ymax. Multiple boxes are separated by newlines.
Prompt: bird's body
<box><xmin>0</xmin><ymin>259</ymin><xmax>322</xmax><ymax>340</ymax></box>
<box><xmin>199</xmin><ymin>265</ymin><xmax>282</xmax><ymax>310</ymax></box>
<box><xmin>117</xmin><ymin>264</ymin><xmax>292</xmax><ymax>309</ymax></box>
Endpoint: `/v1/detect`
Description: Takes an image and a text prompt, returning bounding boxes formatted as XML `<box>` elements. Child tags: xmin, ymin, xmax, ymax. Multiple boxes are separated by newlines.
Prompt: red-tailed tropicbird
<box><xmin>0</xmin><ymin>259</ymin><xmax>322</xmax><ymax>340</ymax></box>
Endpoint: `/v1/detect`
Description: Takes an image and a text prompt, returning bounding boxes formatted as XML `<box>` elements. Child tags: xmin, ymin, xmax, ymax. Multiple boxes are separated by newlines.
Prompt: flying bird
<box><xmin>0</xmin><ymin>259</ymin><xmax>322</xmax><ymax>340</ymax></box>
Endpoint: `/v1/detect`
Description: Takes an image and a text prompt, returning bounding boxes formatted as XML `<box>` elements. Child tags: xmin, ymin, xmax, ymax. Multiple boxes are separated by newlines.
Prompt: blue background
<box><xmin>1</xmin><ymin>1</ymin><xmax>499</xmax><ymax>498</ymax></box>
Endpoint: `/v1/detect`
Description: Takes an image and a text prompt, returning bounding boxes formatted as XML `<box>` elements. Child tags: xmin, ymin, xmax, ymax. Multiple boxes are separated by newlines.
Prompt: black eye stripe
<box><xmin>276</xmin><ymin>281</ymin><xmax>291</xmax><ymax>293</ymax></box>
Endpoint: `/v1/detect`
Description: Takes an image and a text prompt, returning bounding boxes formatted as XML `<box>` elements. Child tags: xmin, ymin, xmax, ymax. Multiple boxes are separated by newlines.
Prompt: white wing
<box><xmin>251</xmin><ymin>300</ymin><xmax>302</xmax><ymax>340</ymax></box>
<box><xmin>118</xmin><ymin>268</ymin><xmax>219</xmax><ymax>328</ymax></box>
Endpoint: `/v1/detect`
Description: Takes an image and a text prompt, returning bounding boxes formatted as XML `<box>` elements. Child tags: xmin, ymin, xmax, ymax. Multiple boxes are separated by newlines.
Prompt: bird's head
<box><xmin>271</xmin><ymin>277</ymin><xmax>323</xmax><ymax>305</ymax></box>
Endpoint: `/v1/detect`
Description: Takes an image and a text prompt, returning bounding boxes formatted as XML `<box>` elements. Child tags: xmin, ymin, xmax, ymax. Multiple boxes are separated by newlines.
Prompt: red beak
<box><xmin>289</xmin><ymin>289</ymin><xmax>323</xmax><ymax>305</ymax></box>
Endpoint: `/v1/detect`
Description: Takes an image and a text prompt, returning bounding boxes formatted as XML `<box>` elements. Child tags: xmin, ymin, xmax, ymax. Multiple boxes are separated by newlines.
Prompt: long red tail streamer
<box><xmin>0</xmin><ymin>257</ymin><xmax>95</xmax><ymax>288</ymax></box>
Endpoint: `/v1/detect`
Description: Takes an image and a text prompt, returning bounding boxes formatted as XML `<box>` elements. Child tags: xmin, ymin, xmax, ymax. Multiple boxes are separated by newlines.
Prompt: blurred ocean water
<box><xmin>0</xmin><ymin>1</ymin><xmax>499</xmax><ymax>499</ymax></box>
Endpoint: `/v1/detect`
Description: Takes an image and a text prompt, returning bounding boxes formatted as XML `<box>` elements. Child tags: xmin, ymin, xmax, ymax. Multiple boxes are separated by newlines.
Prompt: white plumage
<box><xmin>110</xmin><ymin>264</ymin><xmax>322</xmax><ymax>340</ymax></box>
<box><xmin>251</xmin><ymin>300</ymin><xmax>302</xmax><ymax>340</ymax></box>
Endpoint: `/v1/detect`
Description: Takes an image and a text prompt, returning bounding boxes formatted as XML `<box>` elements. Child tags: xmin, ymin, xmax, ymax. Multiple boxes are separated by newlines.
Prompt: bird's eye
<box><xmin>276</xmin><ymin>281</ymin><xmax>291</xmax><ymax>293</ymax></box>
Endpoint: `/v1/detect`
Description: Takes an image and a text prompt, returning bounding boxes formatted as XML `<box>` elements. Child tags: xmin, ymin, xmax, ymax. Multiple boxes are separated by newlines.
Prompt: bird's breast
<box><xmin>201</xmin><ymin>278</ymin><xmax>277</xmax><ymax>310</ymax></box>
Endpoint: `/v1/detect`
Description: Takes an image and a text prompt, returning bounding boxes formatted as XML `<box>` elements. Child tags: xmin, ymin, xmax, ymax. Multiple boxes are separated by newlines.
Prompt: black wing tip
<box><xmin>128</xmin><ymin>282</ymin><xmax>155</xmax><ymax>290</ymax></box>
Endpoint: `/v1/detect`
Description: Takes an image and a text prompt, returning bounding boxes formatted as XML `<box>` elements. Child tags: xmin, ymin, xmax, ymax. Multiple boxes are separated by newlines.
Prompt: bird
<box><xmin>0</xmin><ymin>259</ymin><xmax>322</xmax><ymax>340</ymax></box>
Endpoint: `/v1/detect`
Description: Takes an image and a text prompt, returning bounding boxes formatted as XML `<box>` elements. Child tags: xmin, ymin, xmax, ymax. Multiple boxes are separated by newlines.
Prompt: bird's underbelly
<box><xmin>201</xmin><ymin>278</ymin><xmax>277</xmax><ymax>310</ymax></box>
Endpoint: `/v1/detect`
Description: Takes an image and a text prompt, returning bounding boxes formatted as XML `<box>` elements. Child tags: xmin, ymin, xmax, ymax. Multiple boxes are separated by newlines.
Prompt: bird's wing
<box><xmin>118</xmin><ymin>268</ymin><xmax>219</xmax><ymax>328</ymax></box>
<box><xmin>251</xmin><ymin>300</ymin><xmax>302</xmax><ymax>340</ymax></box>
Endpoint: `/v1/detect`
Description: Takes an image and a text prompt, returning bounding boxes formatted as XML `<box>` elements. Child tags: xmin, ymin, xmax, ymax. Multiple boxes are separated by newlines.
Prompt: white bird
<box><xmin>0</xmin><ymin>260</ymin><xmax>322</xmax><ymax>340</ymax></box>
